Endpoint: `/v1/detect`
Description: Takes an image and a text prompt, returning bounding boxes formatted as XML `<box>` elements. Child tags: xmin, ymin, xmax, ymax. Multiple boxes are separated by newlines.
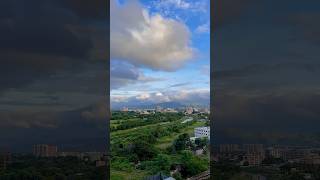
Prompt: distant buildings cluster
<box><xmin>0</xmin><ymin>151</ymin><xmax>11</xmax><ymax>170</ymax></box>
<box><xmin>214</xmin><ymin>144</ymin><xmax>320</xmax><ymax>166</ymax></box>
<box><xmin>121</xmin><ymin>106</ymin><xmax>178</xmax><ymax>114</ymax></box>
<box><xmin>121</xmin><ymin>106</ymin><xmax>210</xmax><ymax>115</ymax></box>
<box><xmin>33</xmin><ymin>144</ymin><xmax>58</xmax><ymax>157</ymax></box>
<box><xmin>0</xmin><ymin>145</ymin><xmax>107</xmax><ymax>172</ymax></box>
<box><xmin>32</xmin><ymin>144</ymin><xmax>107</xmax><ymax>167</ymax></box>
<box><xmin>184</xmin><ymin>107</ymin><xmax>210</xmax><ymax>115</ymax></box>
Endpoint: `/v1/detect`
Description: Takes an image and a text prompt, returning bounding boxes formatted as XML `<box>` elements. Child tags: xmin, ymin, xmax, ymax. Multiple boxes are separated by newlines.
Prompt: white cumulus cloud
<box><xmin>111</xmin><ymin>0</ymin><xmax>194</xmax><ymax>71</ymax></box>
<box><xmin>111</xmin><ymin>89</ymin><xmax>209</xmax><ymax>108</ymax></box>
<box><xmin>195</xmin><ymin>22</ymin><xmax>210</xmax><ymax>34</ymax></box>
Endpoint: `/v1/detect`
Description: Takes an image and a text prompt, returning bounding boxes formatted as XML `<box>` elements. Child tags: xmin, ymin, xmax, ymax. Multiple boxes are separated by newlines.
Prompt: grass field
<box><xmin>111</xmin><ymin>170</ymin><xmax>147</xmax><ymax>180</ymax></box>
<box><xmin>155</xmin><ymin>121</ymin><xmax>206</xmax><ymax>149</ymax></box>
<box><xmin>110</xmin><ymin>112</ymin><xmax>209</xmax><ymax>179</ymax></box>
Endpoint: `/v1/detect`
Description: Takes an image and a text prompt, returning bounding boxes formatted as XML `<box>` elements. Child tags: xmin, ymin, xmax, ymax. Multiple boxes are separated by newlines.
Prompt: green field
<box><xmin>155</xmin><ymin>121</ymin><xmax>206</xmax><ymax>149</ymax></box>
<box><xmin>110</xmin><ymin>111</ymin><xmax>210</xmax><ymax>180</ymax></box>
<box><xmin>111</xmin><ymin>170</ymin><xmax>147</xmax><ymax>180</ymax></box>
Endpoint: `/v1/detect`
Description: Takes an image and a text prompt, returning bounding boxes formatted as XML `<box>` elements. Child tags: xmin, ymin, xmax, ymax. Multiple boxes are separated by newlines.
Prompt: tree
<box><xmin>173</xmin><ymin>172</ymin><xmax>183</xmax><ymax>180</ymax></box>
<box><xmin>173</xmin><ymin>133</ymin><xmax>191</xmax><ymax>151</ymax></box>
<box><xmin>195</xmin><ymin>137</ymin><xmax>208</xmax><ymax>148</ymax></box>
<box><xmin>150</xmin><ymin>154</ymin><xmax>172</xmax><ymax>174</ymax></box>
<box><xmin>131</xmin><ymin>141</ymin><xmax>157</xmax><ymax>161</ymax></box>
<box><xmin>179</xmin><ymin>150</ymin><xmax>208</xmax><ymax>177</ymax></box>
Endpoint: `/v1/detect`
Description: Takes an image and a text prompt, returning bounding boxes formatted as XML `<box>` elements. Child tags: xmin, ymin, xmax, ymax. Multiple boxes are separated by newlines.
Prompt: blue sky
<box><xmin>110</xmin><ymin>0</ymin><xmax>210</xmax><ymax>108</ymax></box>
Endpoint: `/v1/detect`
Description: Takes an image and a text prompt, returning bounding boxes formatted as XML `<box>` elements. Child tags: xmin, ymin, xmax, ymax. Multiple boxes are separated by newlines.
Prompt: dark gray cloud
<box><xmin>0</xmin><ymin>0</ymin><xmax>107</xmax><ymax>92</ymax></box>
<box><xmin>111</xmin><ymin>61</ymin><xmax>140</xmax><ymax>80</ymax></box>
<box><xmin>0</xmin><ymin>0</ymin><xmax>107</xmax><ymax>151</ymax></box>
<box><xmin>0</xmin><ymin>102</ymin><xmax>107</xmax><ymax>152</ymax></box>
<box><xmin>286</xmin><ymin>12</ymin><xmax>320</xmax><ymax>45</ymax></box>
<box><xmin>110</xmin><ymin>60</ymin><xmax>163</xmax><ymax>89</ymax></box>
<box><xmin>58</xmin><ymin>0</ymin><xmax>107</xmax><ymax>19</ymax></box>
<box><xmin>213</xmin><ymin>0</ymin><xmax>255</xmax><ymax>28</ymax></box>
<box><xmin>213</xmin><ymin>0</ymin><xmax>320</xmax><ymax>145</ymax></box>
<box><xmin>213</xmin><ymin>91</ymin><xmax>320</xmax><ymax>145</ymax></box>
<box><xmin>215</xmin><ymin>62</ymin><xmax>320</xmax><ymax>80</ymax></box>
<box><xmin>0</xmin><ymin>0</ymin><xmax>91</xmax><ymax>57</ymax></box>
<box><xmin>110</xmin><ymin>61</ymin><xmax>143</xmax><ymax>89</ymax></box>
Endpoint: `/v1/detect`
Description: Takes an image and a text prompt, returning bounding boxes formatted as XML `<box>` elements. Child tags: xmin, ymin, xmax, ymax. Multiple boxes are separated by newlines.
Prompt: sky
<box><xmin>110</xmin><ymin>0</ymin><xmax>210</xmax><ymax>109</ymax></box>
<box><xmin>0</xmin><ymin>0</ymin><xmax>108</xmax><ymax>152</ymax></box>
<box><xmin>213</xmin><ymin>0</ymin><xmax>320</xmax><ymax>145</ymax></box>
<box><xmin>2</xmin><ymin>0</ymin><xmax>319</xmax><ymax>152</ymax></box>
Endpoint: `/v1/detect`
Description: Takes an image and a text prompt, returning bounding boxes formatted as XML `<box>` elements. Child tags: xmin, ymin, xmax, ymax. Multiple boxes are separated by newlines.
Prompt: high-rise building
<box><xmin>33</xmin><ymin>144</ymin><xmax>58</xmax><ymax>157</ymax></box>
<box><xmin>185</xmin><ymin>107</ymin><xmax>193</xmax><ymax>115</ymax></box>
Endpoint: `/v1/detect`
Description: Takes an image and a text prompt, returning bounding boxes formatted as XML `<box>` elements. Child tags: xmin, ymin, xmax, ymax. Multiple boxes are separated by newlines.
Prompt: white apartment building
<box><xmin>194</xmin><ymin>126</ymin><xmax>210</xmax><ymax>140</ymax></box>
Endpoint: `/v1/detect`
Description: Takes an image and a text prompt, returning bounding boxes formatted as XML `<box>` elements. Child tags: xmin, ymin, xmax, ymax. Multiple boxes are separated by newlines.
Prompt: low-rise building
<box><xmin>244</xmin><ymin>152</ymin><xmax>265</xmax><ymax>166</ymax></box>
<box><xmin>144</xmin><ymin>172</ymin><xmax>176</xmax><ymax>180</ymax></box>
<box><xmin>302</xmin><ymin>153</ymin><xmax>320</xmax><ymax>165</ymax></box>
<box><xmin>121</xmin><ymin>107</ymin><xmax>129</xmax><ymax>112</ymax></box>
<box><xmin>83</xmin><ymin>152</ymin><xmax>104</xmax><ymax>162</ymax></box>
<box><xmin>156</xmin><ymin>106</ymin><xmax>163</xmax><ymax>112</ymax></box>
<box><xmin>140</xmin><ymin>110</ymin><xmax>150</xmax><ymax>115</ymax></box>
<box><xmin>268</xmin><ymin>147</ymin><xmax>281</xmax><ymax>158</ymax></box>
<box><xmin>58</xmin><ymin>152</ymin><xmax>82</xmax><ymax>158</ymax></box>
<box><xmin>163</xmin><ymin>108</ymin><xmax>178</xmax><ymax>113</ymax></box>
<box><xmin>96</xmin><ymin>160</ymin><xmax>106</xmax><ymax>167</ymax></box>
<box><xmin>194</xmin><ymin>127</ymin><xmax>210</xmax><ymax>140</ymax></box>
<box><xmin>220</xmin><ymin>144</ymin><xmax>240</xmax><ymax>153</ymax></box>
<box><xmin>280</xmin><ymin>149</ymin><xmax>306</xmax><ymax>161</ymax></box>
<box><xmin>243</xmin><ymin>144</ymin><xmax>264</xmax><ymax>154</ymax></box>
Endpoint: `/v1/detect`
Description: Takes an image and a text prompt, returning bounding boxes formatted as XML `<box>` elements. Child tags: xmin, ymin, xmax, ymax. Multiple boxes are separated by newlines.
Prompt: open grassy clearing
<box><xmin>111</xmin><ymin>118</ymin><xmax>141</xmax><ymax>124</ymax></box>
<box><xmin>155</xmin><ymin>121</ymin><xmax>206</xmax><ymax>149</ymax></box>
<box><xmin>110</xmin><ymin>169</ymin><xmax>147</xmax><ymax>180</ymax></box>
<box><xmin>111</xmin><ymin>116</ymin><xmax>186</xmax><ymax>143</ymax></box>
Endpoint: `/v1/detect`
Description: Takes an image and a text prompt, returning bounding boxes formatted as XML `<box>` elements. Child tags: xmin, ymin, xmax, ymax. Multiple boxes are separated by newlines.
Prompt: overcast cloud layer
<box><xmin>213</xmin><ymin>0</ymin><xmax>320</xmax><ymax>145</ymax></box>
<box><xmin>0</xmin><ymin>0</ymin><xmax>107</xmax><ymax>152</ymax></box>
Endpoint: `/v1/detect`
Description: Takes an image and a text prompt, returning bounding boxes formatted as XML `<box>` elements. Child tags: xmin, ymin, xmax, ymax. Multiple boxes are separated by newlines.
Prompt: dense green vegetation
<box><xmin>110</xmin><ymin>111</ymin><xmax>209</xmax><ymax>179</ymax></box>
<box><xmin>212</xmin><ymin>160</ymin><xmax>320</xmax><ymax>180</ymax></box>
<box><xmin>111</xmin><ymin>112</ymin><xmax>184</xmax><ymax>131</ymax></box>
<box><xmin>0</xmin><ymin>155</ymin><xmax>105</xmax><ymax>180</ymax></box>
